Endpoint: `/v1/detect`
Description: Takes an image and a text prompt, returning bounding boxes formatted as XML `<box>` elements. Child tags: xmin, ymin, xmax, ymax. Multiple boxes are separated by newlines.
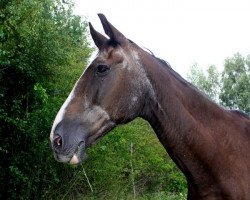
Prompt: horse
<box><xmin>50</xmin><ymin>14</ymin><xmax>250</xmax><ymax>200</ymax></box>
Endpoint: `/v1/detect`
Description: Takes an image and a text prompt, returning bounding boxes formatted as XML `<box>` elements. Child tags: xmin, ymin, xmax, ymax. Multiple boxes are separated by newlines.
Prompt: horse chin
<box><xmin>86</xmin><ymin>121</ymin><xmax>117</xmax><ymax>146</ymax></box>
<box><xmin>69</xmin><ymin>154</ymin><xmax>79</xmax><ymax>164</ymax></box>
<box><xmin>69</xmin><ymin>141</ymin><xmax>87</xmax><ymax>165</ymax></box>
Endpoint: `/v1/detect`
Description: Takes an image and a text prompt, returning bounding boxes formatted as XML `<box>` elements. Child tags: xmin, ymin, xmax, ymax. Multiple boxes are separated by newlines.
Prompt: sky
<box><xmin>73</xmin><ymin>0</ymin><xmax>250</xmax><ymax>77</ymax></box>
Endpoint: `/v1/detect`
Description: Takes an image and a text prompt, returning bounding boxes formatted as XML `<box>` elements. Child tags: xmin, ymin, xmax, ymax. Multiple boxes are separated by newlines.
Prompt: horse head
<box><xmin>50</xmin><ymin>14</ymin><xmax>152</xmax><ymax>164</ymax></box>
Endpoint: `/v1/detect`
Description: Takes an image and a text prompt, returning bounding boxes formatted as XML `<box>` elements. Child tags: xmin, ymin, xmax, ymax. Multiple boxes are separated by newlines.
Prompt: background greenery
<box><xmin>187</xmin><ymin>53</ymin><xmax>250</xmax><ymax>115</ymax></box>
<box><xmin>0</xmin><ymin>0</ymin><xmax>249</xmax><ymax>199</ymax></box>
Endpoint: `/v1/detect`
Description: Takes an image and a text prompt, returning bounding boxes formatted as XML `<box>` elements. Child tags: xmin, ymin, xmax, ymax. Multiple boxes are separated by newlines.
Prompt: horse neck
<box><xmin>140</xmin><ymin>52</ymin><xmax>226</xmax><ymax>177</ymax></box>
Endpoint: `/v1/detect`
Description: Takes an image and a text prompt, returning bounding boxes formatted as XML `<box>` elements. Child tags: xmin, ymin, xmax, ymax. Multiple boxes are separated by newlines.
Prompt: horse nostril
<box><xmin>53</xmin><ymin>134</ymin><xmax>63</xmax><ymax>149</ymax></box>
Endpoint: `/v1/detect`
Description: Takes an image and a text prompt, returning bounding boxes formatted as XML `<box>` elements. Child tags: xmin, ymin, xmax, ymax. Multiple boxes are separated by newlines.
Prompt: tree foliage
<box><xmin>187</xmin><ymin>63</ymin><xmax>220</xmax><ymax>101</ymax></box>
<box><xmin>2</xmin><ymin>1</ymin><xmax>248</xmax><ymax>198</ymax></box>
<box><xmin>79</xmin><ymin>120</ymin><xmax>187</xmax><ymax>199</ymax></box>
<box><xmin>220</xmin><ymin>53</ymin><xmax>250</xmax><ymax>114</ymax></box>
<box><xmin>0</xmin><ymin>0</ymin><xmax>92</xmax><ymax>199</ymax></box>
<box><xmin>187</xmin><ymin>53</ymin><xmax>250</xmax><ymax>116</ymax></box>
<box><xmin>1</xmin><ymin>1</ymin><xmax>187</xmax><ymax>199</ymax></box>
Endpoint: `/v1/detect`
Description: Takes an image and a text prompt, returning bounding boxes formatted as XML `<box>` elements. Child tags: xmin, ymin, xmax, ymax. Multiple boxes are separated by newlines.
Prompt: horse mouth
<box><xmin>69</xmin><ymin>141</ymin><xmax>86</xmax><ymax>165</ymax></box>
<box><xmin>68</xmin><ymin>121</ymin><xmax>116</xmax><ymax>165</ymax></box>
<box><xmin>86</xmin><ymin>121</ymin><xmax>116</xmax><ymax>147</ymax></box>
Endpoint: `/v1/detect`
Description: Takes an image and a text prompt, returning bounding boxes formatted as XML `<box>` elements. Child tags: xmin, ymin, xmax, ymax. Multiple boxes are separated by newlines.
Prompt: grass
<box><xmin>43</xmin><ymin>118</ymin><xmax>187</xmax><ymax>200</ymax></box>
<box><xmin>75</xmin><ymin>191</ymin><xmax>186</xmax><ymax>200</ymax></box>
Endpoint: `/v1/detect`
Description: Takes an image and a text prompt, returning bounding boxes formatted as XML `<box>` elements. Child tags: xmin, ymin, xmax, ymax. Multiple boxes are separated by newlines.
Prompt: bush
<box><xmin>1</xmin><ymin>1</ymin><xmax>187</xmax><ymax>199</ymax></box>
<box><xmin>0</xmin><ymin>0</ymin><xmax>92</xmax><ymax>199</ymax></box>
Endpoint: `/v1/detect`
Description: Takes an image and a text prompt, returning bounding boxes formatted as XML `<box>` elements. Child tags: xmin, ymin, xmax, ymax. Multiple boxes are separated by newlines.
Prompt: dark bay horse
<box><xmin>50</xmin><ymin>14</ymin><xmax>250</xmax><ymax>199</ymax></box>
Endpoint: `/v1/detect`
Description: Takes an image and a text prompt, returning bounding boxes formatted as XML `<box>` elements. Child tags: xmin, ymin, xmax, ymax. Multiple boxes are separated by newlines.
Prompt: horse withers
<box><xmin>50</xmin><ymin>14</ymin><xmax>250</xmax><ymax>199</ymax></box>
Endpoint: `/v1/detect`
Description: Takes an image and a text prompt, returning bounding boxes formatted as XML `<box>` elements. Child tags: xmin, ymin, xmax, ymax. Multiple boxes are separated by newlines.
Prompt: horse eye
<box><xmin>96</xmin><ymin>64</ymin><xmax>110</xmax><ymax>75</ymax></box>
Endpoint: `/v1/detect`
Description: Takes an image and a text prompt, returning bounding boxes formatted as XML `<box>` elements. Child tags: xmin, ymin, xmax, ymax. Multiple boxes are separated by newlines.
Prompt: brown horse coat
<box><xmin>50</xmin><ymin>14</ymin><xmax>250</xmax><ymax>199</ymax></box>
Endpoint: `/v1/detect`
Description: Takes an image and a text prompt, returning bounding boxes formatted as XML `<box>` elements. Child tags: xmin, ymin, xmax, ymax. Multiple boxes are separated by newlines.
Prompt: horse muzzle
<box><xmin>53</xmin><ymin>140</ymin><xmax>87</xmax><ymax>165</ymax></box>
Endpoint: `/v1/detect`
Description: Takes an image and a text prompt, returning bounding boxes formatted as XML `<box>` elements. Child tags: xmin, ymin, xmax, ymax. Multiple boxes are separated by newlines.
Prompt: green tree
<box><xmin>187</xmin><ymin>63</ymin><xmax>220</xmax><ymax>101</ymax></box>
<box><xmin>0</xmin><ymin>1</ymin><xmax>187</xmax><ymax>199</ymax></box>
<box><xmin>220</xmin><ymin>53</ymin><xmax>250</xmax><ymax>115</ymax></box>
<box><xmin>0</xmin><ymin>0</ymin><xmax>92</xmax><ymax>199</ymax></box>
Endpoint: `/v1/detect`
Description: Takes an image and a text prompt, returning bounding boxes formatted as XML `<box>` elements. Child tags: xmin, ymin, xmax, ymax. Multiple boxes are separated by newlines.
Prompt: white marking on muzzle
<box><xmin>50</xmin><ymin>89</ymin><xmax>75</xmax><ymax>142</ymax></box>
<box><xmin>50</xmin><ymin>53</ymin><xmax>101</xmax><ymax>142</ymax></box>
<box><xmin>50</xmin><ymin>74</ymin><xmax>83</xmax><ymax>142</ymax></box>
<box><xmin>69</xmin><ymin>154</ymin><xmax>79</xmax><ymax>165</ymax></box>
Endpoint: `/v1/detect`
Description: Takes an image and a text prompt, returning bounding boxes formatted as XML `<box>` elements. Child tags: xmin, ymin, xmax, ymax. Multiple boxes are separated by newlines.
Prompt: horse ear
<box><xmin>89</xmin><ymin>22</ymin><xmax>108</xmax><ymax>49</ymax></box>
<box><xmin>98</xmin><ymin>13</ymin><xmax>127</xmax><ymax>45</ymax></box>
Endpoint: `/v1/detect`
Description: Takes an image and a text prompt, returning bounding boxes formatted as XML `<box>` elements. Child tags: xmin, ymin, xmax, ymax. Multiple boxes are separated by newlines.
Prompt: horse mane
<box><xmin>128</xmin><ymin>40</ymin><xmax>248</xmax><ymax>119</ymax></box>
<box><xmin>153</xmin><ymin>56</ymin><xmax>250</xmax><ymax>119</ymax></box>
<box><xmin>134</xmin><ymin>42</ymin><xmax>194</xmax><ymax>89</ymax></box>
<box><xmin>153</xmin><ymin>57</ymin><xmax>183</xmax><ymax>81</ymax></box>
<box><xmin>151</xmin><ymin>54</ymin><xmax>209</xmax><ymax>97</ymax></box>
<box><xmin>128</xmin><ymin>39</ymin><xmax>203</xmax><ymax>95</ymax></box>
<box><xmin>230</xmin><ymin>110</ymin><xmax>250</xmax><ymax>119</ymax></box>
<box><xmin>151</xmin><ymin>54</ymin><xmax>250</xmax><ymax>120</ymax></box>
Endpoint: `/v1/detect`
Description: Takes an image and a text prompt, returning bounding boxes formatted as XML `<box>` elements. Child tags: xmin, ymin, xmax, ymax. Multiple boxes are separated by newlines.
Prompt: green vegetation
<box><xmin>1</xmin><ymin>0</ymin><xmax>249</xmax><ymax>199</ymax></box>
<box><xmin>0</xmin><ymin>0</ymin><xmax>93</xmax><ymax>199</ymax></box>
<box><xmin>44</xmin><ymin>119</ymin><xmax>187</xmax><ymax>200</ymax></box>
<box><xmin>187</xmin><ymin>53</ymin><xmax>250</xmax><ymax>116</ymax></box>
<box><xmin>187</xmin><ymin>64</ymin><xmax>220</xmax><ymax>101</ymax></box>
<box><xmin>1</xmin><ymin>0</ymin><xmax>186</xmax><ymax>199</ymax></box>
<box><xmin>220</xmin><ymin>53</ymin><xmax>250</xmax><ymax>114</ymax></box>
